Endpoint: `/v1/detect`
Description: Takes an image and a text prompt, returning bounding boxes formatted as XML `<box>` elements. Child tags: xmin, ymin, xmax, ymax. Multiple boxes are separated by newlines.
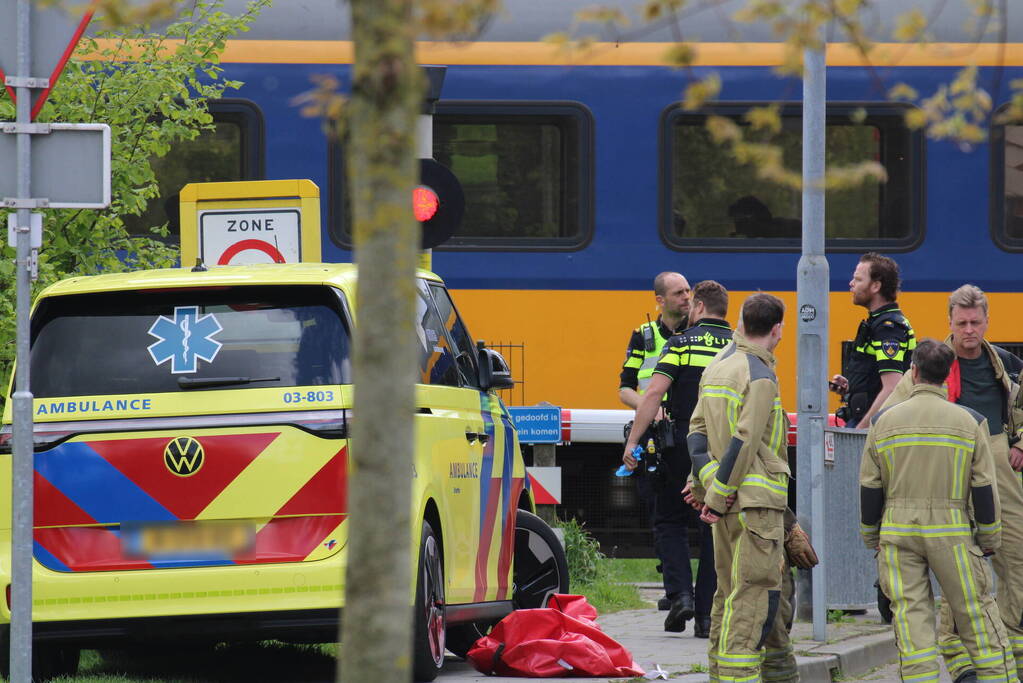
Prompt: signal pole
<box><xmin>10</xmin><ymin>1</ymin><xmax>36</xmax><ymax>678</ymax></box>
<box><xmin>796</xmin><ymin>34</ymin><xmax>829</xmax><ymax>642</ymax></box>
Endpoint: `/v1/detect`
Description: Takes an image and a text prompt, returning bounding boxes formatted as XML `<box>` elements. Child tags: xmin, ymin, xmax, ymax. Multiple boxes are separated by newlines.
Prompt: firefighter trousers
<box><xmin>879</xmin><ymin>537</ymin><xmax>1015</xmax><ymax>682</ymax></box>
<box><xmin>939</xmin><ymin>436</ymin><xmax>1023</xmax><ymax>680</ymax></box>
<box><xmin>707</xmin><ymin>507</ymin><xmax>787</xmax><ymax>683</ymax></box>
<box><xmin>761</xmin><ymin>566</ymin><xmax>798</xmax><ymax>683</ymax></box>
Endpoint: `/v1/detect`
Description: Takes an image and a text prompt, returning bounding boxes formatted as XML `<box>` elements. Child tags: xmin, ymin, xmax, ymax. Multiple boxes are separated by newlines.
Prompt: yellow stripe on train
<box><xmin>452</xmin><ymin>289</ymin><xmax>1020</xmax><ymax>412</ymax></box>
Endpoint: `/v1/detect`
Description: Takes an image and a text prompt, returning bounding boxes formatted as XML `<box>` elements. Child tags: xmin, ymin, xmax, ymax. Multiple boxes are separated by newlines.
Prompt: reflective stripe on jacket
<box><xmin>620</xmin><ymin>318</ymin><xmax>679</xmax><ymax>394</ymax></box>
<box><xmin>860</xmin><ymin>383</ymin><xmax>1001</xmax><ymax>550</ymax></box>
<box><xmin>687</xmin><ymin>332</ymin><xmax>790</xmax><ymax>513</ymax></box>
<box><xmin>883</xmin><ymin>338</ymin><xmax>1023</xmax><ymax>446</ymax></box>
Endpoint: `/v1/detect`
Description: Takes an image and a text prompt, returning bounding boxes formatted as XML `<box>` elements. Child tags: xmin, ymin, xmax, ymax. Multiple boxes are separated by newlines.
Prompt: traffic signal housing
<box><xmin>417</xmin><ymin>158</ymin><xmax>464</xmax><ymax>249</ymax></box>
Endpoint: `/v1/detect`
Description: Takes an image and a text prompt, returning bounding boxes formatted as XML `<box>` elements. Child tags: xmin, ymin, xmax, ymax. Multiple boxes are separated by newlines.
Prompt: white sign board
<box><xmin>0</xmin><ymin>123</ymin><xmax>110</xmax><ymax>208</ymax></box>
<box><xmin>199</xmin><ymin>209</ymin><xmax>301</xmax><ymax>265</ymax></box>
<box><xmin>526</xmin><ymin>466</ymin><xmax>562</xmax><ymax>504</ymax></box>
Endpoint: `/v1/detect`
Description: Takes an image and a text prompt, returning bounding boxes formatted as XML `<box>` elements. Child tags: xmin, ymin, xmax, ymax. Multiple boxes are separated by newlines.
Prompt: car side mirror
<box><xmin>477</xmin><ymin>344</ymin><xmax>515</xmax><ymax>391</ymax></box>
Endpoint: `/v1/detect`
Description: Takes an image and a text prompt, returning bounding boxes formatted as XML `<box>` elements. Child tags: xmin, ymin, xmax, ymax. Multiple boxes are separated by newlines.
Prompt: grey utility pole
<box><xmin>10</xmin><ymin>0</ymin><xmax>35</xmax><ymax>679</ymax></box>
<box><xmin>795</xmin><ymin>38</ymin><xmax>829</xmax><ymax>642</ymax></box>
<box><xmin>3</xmin><ymin>5</ymin><xmax>105</xmax><ymax>676</ymax></box>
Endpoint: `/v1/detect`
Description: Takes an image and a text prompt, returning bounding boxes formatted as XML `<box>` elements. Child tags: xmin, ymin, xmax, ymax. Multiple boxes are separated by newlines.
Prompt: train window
<box><xmin>122</xmin><ymin>99</ymin><xmax>264</xmax><ymax>240</ymax></box>
<box><xmin>661</xmin><ymin>103</ymin><xmax>924</xmax><ymax>252</ymax></box>
<box><xmin>992</xmin><ymin>119</ymin><xmax>1023</xmax><ymax>250</ymax></box>
<box><xmin>328</xmin><ymin>101</ymin><xmax>594</xmax><ymax>250</ymax></box>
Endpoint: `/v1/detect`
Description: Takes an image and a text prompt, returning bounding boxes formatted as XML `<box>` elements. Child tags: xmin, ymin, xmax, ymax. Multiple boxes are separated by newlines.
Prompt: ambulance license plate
<box><xmin>123</xmin><ymin>521</ymin><xmax>255</xmax><ymax>557</ymax></box>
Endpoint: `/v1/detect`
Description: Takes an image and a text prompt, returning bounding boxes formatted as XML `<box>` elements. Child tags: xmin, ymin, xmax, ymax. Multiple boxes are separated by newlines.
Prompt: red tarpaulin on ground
<box><xmin>467</xmin><ymin>594</ymin><xmax>645</xmax><ymax>678</ymax></box>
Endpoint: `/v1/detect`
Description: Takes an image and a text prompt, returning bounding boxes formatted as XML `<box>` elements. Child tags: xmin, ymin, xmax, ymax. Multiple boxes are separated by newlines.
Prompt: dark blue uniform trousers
<box><xmin>652</xmin><ymin>445</ymin><xmax>715</xmax><ymax>616</ymax></box>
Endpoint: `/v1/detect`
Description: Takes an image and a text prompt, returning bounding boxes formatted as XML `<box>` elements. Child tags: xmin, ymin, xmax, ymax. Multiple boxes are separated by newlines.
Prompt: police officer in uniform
<box><xmin>686</xmin><ymin>293</ymin><xmax>792</xmax><ymax>683</ymax></box>
<box><xmin>623</xmin><ymin>281</ymin><xmax>732</xmax><ymax>636</ymax></box>
<box><xmin>882</xmin><ymin>285</ymin><xmax>1023</xmax><ymax>683</ymax></box>
<box><xmin>861</xmin><ymin>339</ymin><xmax>1015</xmax><ymax>683</ymax></box>
<box><xmin>619</xmin><ymin>271</ymin><xmax>691</xmax><ymax>611</ymax></box>
<box><xmin>830</xmin><ymin>253</ymin><xmax>916</xmax><ymax>428</ymax></box>
<box><xmin>619</xmin><ymin>272</ymin><xmax>692</xmax><ymax>407</ymax></box>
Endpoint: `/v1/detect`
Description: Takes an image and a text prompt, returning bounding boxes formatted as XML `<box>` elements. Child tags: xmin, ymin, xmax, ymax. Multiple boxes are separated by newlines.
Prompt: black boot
<box><xmin>664</xmin><ymin>592</ymin><xmax>695</xmax><ymax>632</ymax></box>
<box><xmin>694</xmin><ymin>614</ymin><xmax>711</xmax><ymax>638</ymax></box>
<box><xmin>657</xmin><ymin>596</ymin><xmax>671</xmax><ymax>611</ymax></box>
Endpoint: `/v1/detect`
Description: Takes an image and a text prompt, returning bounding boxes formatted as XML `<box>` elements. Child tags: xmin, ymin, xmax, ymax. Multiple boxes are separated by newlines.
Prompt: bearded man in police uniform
<box><xmin>830</xmin><ymin>252</ymin><xmax>916</xmax><ymax>428</ymax></box>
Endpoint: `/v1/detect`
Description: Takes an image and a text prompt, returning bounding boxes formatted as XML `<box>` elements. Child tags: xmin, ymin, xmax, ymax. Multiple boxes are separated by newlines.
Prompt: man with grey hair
<box><xmin>882</xmin><ymin>284</ymin><xmax>1023</xmax><ymax>683</ymax></box>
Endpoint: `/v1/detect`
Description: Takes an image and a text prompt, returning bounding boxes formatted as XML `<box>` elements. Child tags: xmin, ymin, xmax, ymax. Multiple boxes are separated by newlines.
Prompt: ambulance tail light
<box><xmin>0</xmin><ymin>424</ymin><xmax>80</xmax><ymax>454</ymax></box>
<box><xmin>288</xmin><ymin>410</ymin><xmax>349</xmax><ymax>439</ymax></box>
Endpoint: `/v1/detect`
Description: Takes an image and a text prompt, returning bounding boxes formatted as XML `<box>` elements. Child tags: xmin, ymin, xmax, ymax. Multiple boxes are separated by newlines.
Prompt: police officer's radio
<box><xmin>643</xmin><ymin>314</ymin><xmax>656</xmax><ymax>352</ymax></box>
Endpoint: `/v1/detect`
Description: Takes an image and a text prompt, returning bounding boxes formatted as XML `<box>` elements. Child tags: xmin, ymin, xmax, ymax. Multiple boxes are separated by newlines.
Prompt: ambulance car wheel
<box><xmin>512</xmin><ymin>510</ymin><xmax>569</xmax><ymax>609</ymax></box>
<box><xmin>0</xmin><ymin>629</ymin><xmax>79</xmax><ymax>681</ymax></box>
<box><xmin>413</xmin><ymin>520</ymin><xmax>445</xmax><ymax>682</ymax></box>
<box><xmin>447</xmin><ymin>510</ymin><xmax>570</xmax><ymax>660</ymax></box>
<box><xmin>36</xmin><ymin>643</ymin><xmax>80</xmax><ymax>680</ymax></box>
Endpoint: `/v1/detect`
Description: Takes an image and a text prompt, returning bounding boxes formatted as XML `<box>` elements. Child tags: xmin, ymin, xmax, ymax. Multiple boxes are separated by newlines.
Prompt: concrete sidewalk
<box><xmin>438</xmin><ymin>585</ymin><xmax>896</xmax><ymax>682</ymax></box>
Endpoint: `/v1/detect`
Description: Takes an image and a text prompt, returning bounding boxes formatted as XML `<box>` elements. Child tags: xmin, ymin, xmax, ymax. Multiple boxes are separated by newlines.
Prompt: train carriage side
<box><xmin>111</xmin><ymin>0</ymin><xmax>1023</xmax><ymax>414</ymax></box>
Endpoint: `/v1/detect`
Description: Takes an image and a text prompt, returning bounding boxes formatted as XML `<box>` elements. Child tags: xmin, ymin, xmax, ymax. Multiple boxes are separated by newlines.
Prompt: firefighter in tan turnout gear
<box><xmin>861</xmin><ymin>339</ymin><xmax>1015</xmax><ymax>683</ymax></box>
<box><xmin>881</xmin><ymin>285</ymin><xmax>1023</xmax><ymax>683</ymax></box>
<box><xmin>687</xmin><ymin>293</ymin><xmax>794</xmax><ymax>683</ymax></box>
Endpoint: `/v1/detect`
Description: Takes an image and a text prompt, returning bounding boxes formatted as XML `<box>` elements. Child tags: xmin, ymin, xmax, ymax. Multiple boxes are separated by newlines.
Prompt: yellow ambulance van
<box><xmin>0</xmin><ymin>262</ymin><xmax>568</xmax><ymax>680</ymax></box>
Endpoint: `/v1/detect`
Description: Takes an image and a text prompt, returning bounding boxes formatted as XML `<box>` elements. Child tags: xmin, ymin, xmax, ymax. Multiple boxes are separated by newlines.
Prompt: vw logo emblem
<box><xmin>164</xmin><ymin>437</ymin><xmax>204</xmax><ymax>477</ymax></box>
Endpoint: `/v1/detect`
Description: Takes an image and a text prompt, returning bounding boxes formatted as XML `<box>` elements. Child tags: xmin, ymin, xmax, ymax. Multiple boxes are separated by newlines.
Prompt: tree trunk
<box><xmin>338</xmin><ymin>0</ymin><xmax>421</xmax><ymax>681</ymax></box>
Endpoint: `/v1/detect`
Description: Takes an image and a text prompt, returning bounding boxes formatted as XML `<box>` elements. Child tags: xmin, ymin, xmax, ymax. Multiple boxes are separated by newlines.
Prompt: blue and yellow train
<box><xmin>110</xmin><ymin>0</ymin><xmax>1023</xmax><ymax>412</ymax></box>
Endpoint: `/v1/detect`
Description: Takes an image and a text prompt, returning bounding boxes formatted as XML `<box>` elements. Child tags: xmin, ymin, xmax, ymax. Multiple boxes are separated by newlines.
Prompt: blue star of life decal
<box><xmin>147</xmin><ymin>306</ymin><xmax>223</xmax><ymax>374</ymax></box>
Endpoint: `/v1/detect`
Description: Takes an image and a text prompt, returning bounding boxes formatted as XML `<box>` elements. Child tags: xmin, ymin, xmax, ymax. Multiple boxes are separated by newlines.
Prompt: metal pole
<box><xmin>795</xmin><ymin>38</ymin><xmax>829</xmax><ymax>642</ymax></box>
<box><xmin>11</xmin><ymin>0</ymin><xmax>35</xmax><ymax>679</ymax></box>
<box><xmin>417</xmin><ymin>113</ymin><xmax>433</xmax><ymax>271</ymax></box>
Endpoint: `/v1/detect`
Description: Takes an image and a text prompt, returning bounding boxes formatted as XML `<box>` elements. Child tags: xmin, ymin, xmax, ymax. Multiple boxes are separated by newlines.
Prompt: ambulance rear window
<box><xmin>29</xmin><ymin>285</ymin><xmax>350</xmax><ymax>398</ymax></box>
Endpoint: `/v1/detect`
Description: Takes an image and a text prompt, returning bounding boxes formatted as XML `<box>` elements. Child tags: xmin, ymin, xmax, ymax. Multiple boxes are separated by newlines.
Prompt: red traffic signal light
<box><xmin>412</xmin><ymin>186</ymin><xmax>440</xmax><ymax>222</ymax></box>
<box><xmin>417</xmin><ymin>158</ymin><xmax>464</xmax><ymax>249</ymax></box>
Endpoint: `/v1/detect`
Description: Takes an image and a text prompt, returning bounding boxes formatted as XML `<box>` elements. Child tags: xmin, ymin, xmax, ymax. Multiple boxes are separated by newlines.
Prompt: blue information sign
<box><xmin>508</xmin><ymin>406</ymin><xmax>562</xmax><ymax>444</ymax></box>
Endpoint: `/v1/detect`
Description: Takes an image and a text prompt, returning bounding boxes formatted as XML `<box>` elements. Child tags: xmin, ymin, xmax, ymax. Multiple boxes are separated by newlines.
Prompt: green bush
<box><xmin>556</xmin><ymin>518</ymin><xmax>647</xmax><ymax>614</ymax></box>
<box><xmin>558</xmin><ymin>517</ymin><xmax>605</xmax><ymax>586</ymax></box>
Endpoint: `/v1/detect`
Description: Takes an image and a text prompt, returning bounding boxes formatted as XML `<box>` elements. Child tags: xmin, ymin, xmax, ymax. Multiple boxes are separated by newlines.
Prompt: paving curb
<box><xmin>796</xmin><ymin>653</ymin><xmax>841</xmax><ymax>681</ymax></box>
<box><xmin>796</xmin><ymin>630</ymin><xmax>897</xmax><ymax>680</ymax></box>
<box><xmin>822</xmin><ymin>631</ymin><xmax>898</xmax><ymax>678</ymax></box>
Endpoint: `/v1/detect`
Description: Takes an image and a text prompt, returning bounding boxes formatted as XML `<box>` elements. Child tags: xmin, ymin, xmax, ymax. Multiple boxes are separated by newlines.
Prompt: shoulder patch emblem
<box><xmin>881</xmin><ymin>339</ymin><xmax>900</xmax><ymax>359</ymax></box>
<box><xmin>882</xmin><ymin>320</ymin><xmax>894</xmax><ymax>327</ymax></box>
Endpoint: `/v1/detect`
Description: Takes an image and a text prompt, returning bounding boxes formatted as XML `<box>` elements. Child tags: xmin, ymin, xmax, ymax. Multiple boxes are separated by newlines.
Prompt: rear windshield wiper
<box><xmin>177</xmin><ymin>376</ymin><xmax>281</xmax><ymax>390</ymax></box>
